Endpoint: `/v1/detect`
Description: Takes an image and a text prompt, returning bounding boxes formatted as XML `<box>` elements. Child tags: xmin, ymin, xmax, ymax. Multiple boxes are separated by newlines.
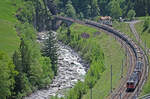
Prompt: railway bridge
<box><xmin>52</xmin><ymin>15</ymin><xmax>74</xmax><ymax>30</ymax></box>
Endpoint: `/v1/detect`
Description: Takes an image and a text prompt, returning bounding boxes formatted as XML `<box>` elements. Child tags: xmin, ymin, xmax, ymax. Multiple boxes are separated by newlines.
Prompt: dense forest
<box><xmin>55</xmin><ymin>0</ymin><xmax>150</xmax><ymax>19</ymax></box>
<box><xmin>0</xmin><ymin>0</ymin><xmax>150</xmax><ymax>99</ymax></box>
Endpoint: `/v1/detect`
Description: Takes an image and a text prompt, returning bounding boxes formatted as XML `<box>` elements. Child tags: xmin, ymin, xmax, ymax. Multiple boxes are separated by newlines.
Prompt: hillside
<box><xmin>0</xmin><ymin>0</ymin><xmax>21</xmax><ymax>55</ymax></box>
<box><xmin>0</xmin><ymin>1</ymin><xmax>56</xmax><ymax>98</ymax></box>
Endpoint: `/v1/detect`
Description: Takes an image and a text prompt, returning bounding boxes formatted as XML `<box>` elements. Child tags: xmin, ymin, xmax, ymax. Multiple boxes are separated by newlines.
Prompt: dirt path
<box><xmin>126</xmin><ymin>20</ymin><xmax>141</xmax><ymax>42</ymax></box>
<box><xmin>128</xmin><ymin>20</ymin><xmax>141</xmax><ymax>42</ymax></box>
<box><xmin>127</xmin><ymin>20</ymin><xmax>150</xmax><ymax>55</ymax></box>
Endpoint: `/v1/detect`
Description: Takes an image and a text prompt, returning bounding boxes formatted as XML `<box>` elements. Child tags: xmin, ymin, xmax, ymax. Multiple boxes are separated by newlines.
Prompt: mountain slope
<box><xmin>0</xmin><ymin>0</ymin><xmax>21</xmax><ymax>55</ymax></box>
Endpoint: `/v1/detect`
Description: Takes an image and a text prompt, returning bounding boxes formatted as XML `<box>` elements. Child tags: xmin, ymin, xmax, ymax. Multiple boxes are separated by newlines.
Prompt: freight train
<box><xmin>54</xmin><ymin>16</ymin><xmax>145</xmax><ymax>92</ymax></box>
<box><xmin>84</xmin><ymin>20</ymin><xmax>144</xmax><ymax>92</ymax></box>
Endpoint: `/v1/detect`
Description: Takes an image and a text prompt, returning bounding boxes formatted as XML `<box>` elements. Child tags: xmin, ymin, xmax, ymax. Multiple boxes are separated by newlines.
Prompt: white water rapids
<box><xmin>25</xmin><ymin>32</ymin><xmax>88</xmax><ymax>99</ymax></box>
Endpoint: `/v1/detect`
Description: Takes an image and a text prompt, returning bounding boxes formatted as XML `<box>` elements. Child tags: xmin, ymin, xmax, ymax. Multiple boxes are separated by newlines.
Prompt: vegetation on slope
<box><xmin>135</xmin><ymin>20</ymin><xmax>150</xmax><ymax>48</ymax></box>
<box><xmin>0</xmin><ymin>51</ymin><xmax>17</xmax><ymax>99</ymax></box>
<box><xmin>0</xmin><ymin>0</ymin><xmax>56</xmax><ymax>98</ymax></box>
<box><xmin>82</xmin><ymin>29</ymin><xmax>126</xmax><ymax>99</ymax></box>
<box><xmin>12</xmin><ymin>23</ymin><xmax>54</xmax><ymax>98</ymax></box>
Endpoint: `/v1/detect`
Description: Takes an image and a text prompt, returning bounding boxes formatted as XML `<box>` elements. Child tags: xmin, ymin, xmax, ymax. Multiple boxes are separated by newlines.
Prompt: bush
<box><xmin>143</xmin><ymin>18</ymin><xmax>150</xmax><ymax>32</ymax></box>
<box><xmin>127</xmin><ymin>9</ymin><xmax>136</xmax><ymax>20</ymax></box>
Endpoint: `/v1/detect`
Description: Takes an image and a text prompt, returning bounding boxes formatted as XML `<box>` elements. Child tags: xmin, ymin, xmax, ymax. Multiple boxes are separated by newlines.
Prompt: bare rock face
<box><xmin>25</xmin><ymin>32</ymin><xmax>89</xmax><ymax>99</ymax></box>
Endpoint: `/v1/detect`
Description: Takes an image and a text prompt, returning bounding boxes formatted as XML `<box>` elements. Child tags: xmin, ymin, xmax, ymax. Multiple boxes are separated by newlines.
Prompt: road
<box><xmin>128</xmin><ymin>20</ymin><xmax>150</xmax><ymax>55</ymax></box>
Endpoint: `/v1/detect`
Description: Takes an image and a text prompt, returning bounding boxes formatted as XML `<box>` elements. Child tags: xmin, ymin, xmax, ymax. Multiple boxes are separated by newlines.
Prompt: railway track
<box><xmin>111</xmin><ymin>41</ymin><xmax>136</xmax><ymax>99</ymax></box>
<box><xmin>128</xmin><ymin>21</ymin><xmax>149</xmax><ymax>99</ymax></box>
<box><xmin>83</xmin><ymin>23</ymin><xmax>136</xmax><ymax>99</ymax></box>
<box><xmin>88</xmin><ymin>23</ymin><xmax>138</xmax><ymax>99</ymax></box>
<box><xmin>53</xmin><ymin>16</ymin><xmax>149</xmax><ymax>99</ymax></box>
<box><xmin>139</xmin><ymin>93</ymin><xmax>150</xmax><ymax>99</ymax></box>
<box><xmin>86</xmin><ymin>22</ymin><xmax>137</xmax><ymax>98</ymax></box>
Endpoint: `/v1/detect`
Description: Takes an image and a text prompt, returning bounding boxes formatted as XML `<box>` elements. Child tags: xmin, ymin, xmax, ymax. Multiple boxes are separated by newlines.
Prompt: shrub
<box><xmin>127</xmin><ymin>9</ymin><xmax>136</xmax><ymax>20</ymax></box>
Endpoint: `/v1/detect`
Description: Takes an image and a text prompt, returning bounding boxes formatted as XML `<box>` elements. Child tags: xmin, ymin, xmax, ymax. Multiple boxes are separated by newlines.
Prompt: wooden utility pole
<box><xmin>90</xmin><ymin>82</ymin><xmax>92</xmax><ymax>99</ymax></box>
<box><xmin>90</xmin><ymin>86</ymin><xmax>92</xmax><ymax>99</ymax></box>
<box><xmin>145</xmin><ymin>40</ymin><xmax>147</xmax><ymax>54</ymax></box>
<box><xmin>125</xmin><ymin>48</ymin><xmax>127</xmax><ymax>68</ymax></box>
<box><xmin>120</xmin><ymin>92</ymin><xmax>122</xmax><ymax>99</ymax></box>
<box><xmin>121</xmin><ymin>59</ymin><xmax>124</xmax><ymax>78</ymax></box>
<box><xmin>111</xmin><ymin>65</ymin><xmax>112</xmax><ymax>93</ymax></box>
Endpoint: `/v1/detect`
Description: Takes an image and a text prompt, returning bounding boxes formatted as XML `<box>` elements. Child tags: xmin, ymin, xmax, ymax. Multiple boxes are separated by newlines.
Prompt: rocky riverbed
<box><xmin>25</xmin><ymin>32</ymin><xmax>89</xmax><ymax>99</ymax></box>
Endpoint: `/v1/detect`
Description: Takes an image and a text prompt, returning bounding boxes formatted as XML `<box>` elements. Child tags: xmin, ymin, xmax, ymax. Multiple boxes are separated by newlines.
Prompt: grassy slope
<box><xmin>135</xmin><ymin>21</ymin><xmax>150</xmax><ymax>49</ymax></box>
<box><xmin>0</xmin><ymin>0</ymin><xmax>20</xmax><ymax>55</ymax></box>
<box><xmin>68</xmin><ymin>24</ymin><xmax>125</xmax><ymax>99</ymax></box>
<box><xmin>112</xmin><ymin>21</ymin><xmax>136</xmax><ymax>41</ymax></box>
<box><xmin>134</xmin><ymin>18</ymin><xmax>150</xmax><ymax>95</ymax></box>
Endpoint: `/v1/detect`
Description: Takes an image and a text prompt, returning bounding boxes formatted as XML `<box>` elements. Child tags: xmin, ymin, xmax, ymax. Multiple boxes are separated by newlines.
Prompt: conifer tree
<box><xmin>13</xmin><ymin>51</ymin><xmax>23</xmax><ymax>95</ymax></box>
<box><xmin>42</xmin><ymin>31</ymin><xmax>58</xmax><ymax>75</ymax></box>
<box><xmin>20</xmin><ymin>38</ymin><xmax>31</xmax><ymax>75</ymax></box>
<box><xmin>90</xmin><ymin>0</ymin><xmax>100</xmax><ymax>17</ymax></box>
<box><xmin>0</xmin><ymin>51</ymin><xmax>17</xmax><ymax>99</ymax></box>
<box><xmin>108</xmin><ymin>0</ymin><xmax>122</xmax><ymax>18</ymax></box>
<box><xmin>65</xmin><ymin>0</ymin><xmax>76</xmax><ymax>18</ymax></box>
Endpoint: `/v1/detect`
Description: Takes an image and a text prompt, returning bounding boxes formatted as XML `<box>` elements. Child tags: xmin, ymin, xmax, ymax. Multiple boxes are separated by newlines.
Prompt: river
<box><xmin>25</xmin><ymin>32</ymin><xmax>88</xmax><ymax>99</ymax></box>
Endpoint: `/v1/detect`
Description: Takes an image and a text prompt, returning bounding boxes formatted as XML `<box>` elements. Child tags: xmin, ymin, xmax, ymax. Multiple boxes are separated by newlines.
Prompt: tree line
<box><xmin>55</xmin><ymin>0</ymin><xmax>150</xmax><ymax>19</ymax></box>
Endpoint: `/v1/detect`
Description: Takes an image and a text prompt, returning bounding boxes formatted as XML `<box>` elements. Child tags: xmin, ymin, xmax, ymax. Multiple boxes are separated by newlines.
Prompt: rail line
<box><xmin>88</xmin><ymin>22</ymin><xmax>137</xmax><ymax>99</ymax></box>
<box><xmin>129</xmin><ymin>21</ymin><xmax>149</xmax><ymax>99</ymax></box>
<box><xmin>111</xmin><ymin>42</ymin><xmax>136</xmax><ymax>99</ymax></box>
<box><xmin>86</xmin><ymin>22</ymin><xmax>137</xmax><ymax>98</ymax></box>
<box><xmin>105</xmin><ymin>31</ymin><xmax>136</xmax><ymax>99</ymax></box>
<box><xmin>53</xmin><ymin>16</ymin><xmax>149</xmax><ymax>99</ymax></box>
<box><xmin>139</xmin><ymin>93</ymin><xmax>150</xmax><ymax>99</ymax></box>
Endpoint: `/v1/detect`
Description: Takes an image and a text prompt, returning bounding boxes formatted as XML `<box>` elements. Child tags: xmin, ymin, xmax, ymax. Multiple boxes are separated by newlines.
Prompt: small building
<box><xmin>99</xmin><ymin>16</ymin><xmax>112</xmax><ymax>26</ymax></box>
